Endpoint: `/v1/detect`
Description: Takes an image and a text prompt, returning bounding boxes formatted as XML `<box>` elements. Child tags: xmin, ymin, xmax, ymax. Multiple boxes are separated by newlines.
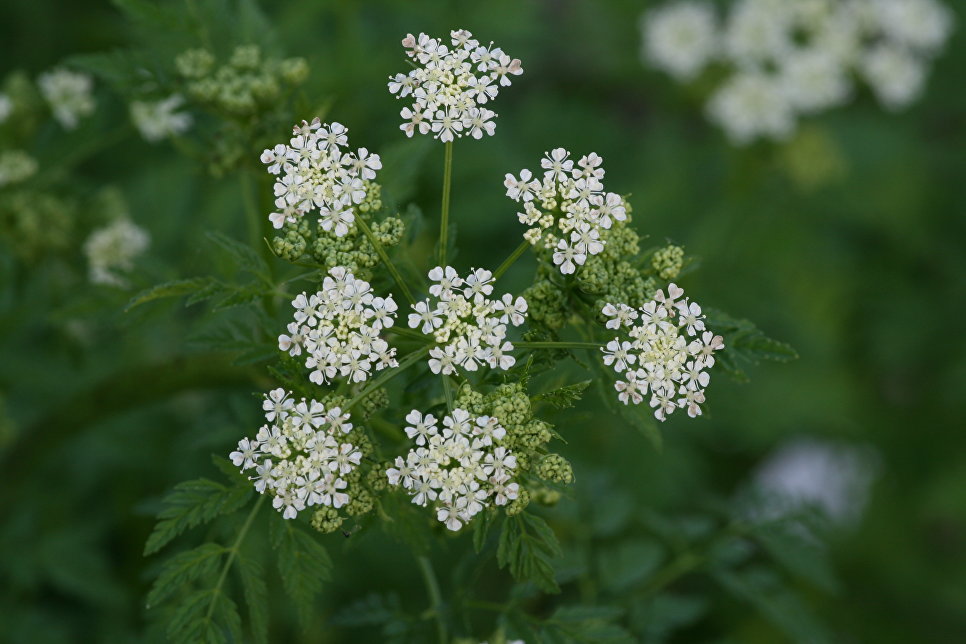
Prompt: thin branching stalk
<box><xmin>515</xmin><ymin>341</ymin><xmax>604</xmax><ymax>350</ymax></box>
<box><xmin>442</xmin><ymin>375</ymin><xmax>454</xmax><ymax>411</ymax></box>
<box><xmin>346</xmin><ymin>345</ymin><xmax>430</xmax><ymax>409</ymax></box>
<box><xmin>492</xmin><ymin>240</ymin><xmax>531</xmax><ymax>281</ymax></box>
<box><xmin>205</xmin><ymin>495</ymin><xmax>266</xmax><ymax>621</ymax></box>
<box><xmin>438</xmin><ymin>140</ymin><xmax>454</xmax><ymax>267</ymax></box>
<box><xmin>355</xmin><ymin>215</ymin><xmax>416</xmax><ymax>306</ymax></box>
<box><xmin>417</xmin><ymin>554</ymin><xmax>448</xmax><ymax>644</ymax></box>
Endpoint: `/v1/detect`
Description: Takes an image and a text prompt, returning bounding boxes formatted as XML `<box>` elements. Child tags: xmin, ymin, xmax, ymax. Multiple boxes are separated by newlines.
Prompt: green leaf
<box><xmin>237</xmin><ymin>555</ymin><xmax>269</xmax><ymax>644</ymax></box>
<box><xmin>271</xmin><ymin>521</ymin><xmax>332</xmax><ymax>624</ymax></box>
<box><xmin>125</xmin><ymin>277</ymin><xmax>220</xmax><ymax>311</ymax></box>
<box><xmin>540</xmin><ymin>605</ymin><xmax>635</xmax><ymax>644</ymax></box>
<box><xmin>473</xmin><ymin>508</ymin><xmax>497</xmax><ymax>554</ymax></box>
<box><xmin>706</xmin><ymin>308</ymin><xmax>798</xmax><ymax>382</ymax></box>
<box><xmin>147</xmin><ymin>543</ymin><xmax>225</xmax><ymax>608</ymax></box>
<box><xmin>330</xmin><ymin>593</ymin><xmax>402</xmax><ymax>627</ymax></box>
<box><xmin>207</xmin><ymin>232</ymin><xmax>270</xmax><ymax>282</ymax></box>
<box><xmin>534</xmin><ymin>380</ymin><xmax>592</xmax><ymax>410</ymax></box>
<box><xmin>144</xmin><ymin>478</ymin><xmax>251</xmax><ymax>555</ymax></box>
<box><xmin>497</xmin><ymin>512</ymin><xmax>562</xmax><ymax>593</ymax></box>
<box><xmin>753</xmin><ymin>524</ymin><xmax>840</xmax><ymax>593</ymax></box>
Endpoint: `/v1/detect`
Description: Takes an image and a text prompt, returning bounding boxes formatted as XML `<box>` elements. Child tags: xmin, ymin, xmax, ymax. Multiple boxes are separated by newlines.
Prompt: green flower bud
<box><xmin>535</xmin><ymin>453</ymin><xmax>574</xmax><ymax>484</ymax></box>
<box><xmin>652</xmin><ymin>245</ymin><xmax>684</xmax><ymax>280</ymax></box>
<box><xmin>175</xmin><ymin>48</ymin><xmax>215</xmax><ymax>79</ymax></box>
<box><xmin>310</xmin><ymin>507</ymin><xmax>344</xmax><ymax>534</ymax></box>
<box><xmin>230</xmin><ymin>45</ymin><xmax>261</xmax><ymax>71</ymax></box>
<box><xmin>345</xmin><ymin>488</ymin><xmax>373</xmax><ymax>517</ymax></box>
<box><xmin>279</xmin><ymin>57</ymin><xmax>309</xmax><ymax>85</ymax></box>
<box><xmin>505</xmin><ymin>488</ymin><xmax>530</xmax><ymax>516</ymax></box>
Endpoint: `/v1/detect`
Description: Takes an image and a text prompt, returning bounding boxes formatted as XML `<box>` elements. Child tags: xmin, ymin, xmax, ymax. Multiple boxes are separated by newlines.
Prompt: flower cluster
<box><xmin>0</xmin><ymin>150</ymin><xmax>38</xmax><ymax>188</ymax></box>
<box><xmin>37</xmin><ymin>68</ymin><xmax>95</xmax><ymax>130</ymax></box>
<box><xmin>387</xmin><ymin>408</ymin><xmax>519</xmax><ymax>531</ymax></box>
<box><xmin>641</xmin><ymin>0</ymin><xmax>955</xmax><ymax>144</ymax></box>
<box><xmin>230</xmin><ymin>389</ymin><xmax>361</xmax><ymax>519</ymax></box>
<box><xmin>504</xmin><ymin>149</ymin><xmax>627</xmax><ymax>275</ymax></box>
<box><xmin>260</xmin><ymin>118</ymin><xmax>382</xmax><ymax>234</ymax></box>
<box><xmin>408</xmin><ymin>266</ymin><xmax>527</xmax><ymax>375</ymax></box>
<box><xmin>278</xmin><ymin>267</ymin><xmax>398</xmax><ymax>385</ymax></box>
<box><xmin>388</xmin><ymin>29</ymin><xmax>523</xmax><ymax>141</ymax></box>
<box><xmin>83</xmin><ymin>218</ymin><xmax>150</xmax><ymax>286</ymax></box>
<box><xmin>130</xmin><ymin>95</ymin><xmax>192</xmax><ymax>143</ymax></box>
<box><xmin>601</xmin><ymin>283</ymin><xmax>724</xmax><ymax>420</ymax></box>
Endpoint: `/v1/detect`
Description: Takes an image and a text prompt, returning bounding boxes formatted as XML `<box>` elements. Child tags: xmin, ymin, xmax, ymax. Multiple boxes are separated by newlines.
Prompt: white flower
<box><xmin>780</xmin><ymin>48</ymin><xmax>852</xmax><ymax>114</ymax></box>
<box><xmin>389</xmin><ymin>407</ymin><xmax>517</xmax><ymax>530</ymax></box>
<box><xmin>707</xmin><ymin>72</ymin><xmax>796</xmax><ymax>145</ymax></box>
<box><xmin>389</xmin><ymin>29</ymin><xmax>523</xmax><ymax>141</ymax></box>
<box><xmin>38</xmin><ymin>68</ymin><xmax>95</xmax><ymax>129</ymax></box>
<box><xmin>411</xmin><ymin>267</ymin><xmax>527</xmax><ymax>375</ymax></box>
<box><xmin>259</xmin><ymin>118</ymin><xmax>380</xmax><ymax>234</ymax></box>
<box><xmin>601</xmin><ymin>284</ymin><xmax>723</xmax><ymax>421</ymax></box>
<box><xmin>280</xmin><ymin>267</ymin><xmax>398</xmax><ymax>385</ymax></box>
<box><xmin>130</xmin><ymin>94</ymin><xmax>192</xmax><ymax>142</ymax></box>
<box><xmin>876</xmin><ymin>0</ymin><xmax>954</xmax><ymax>54</ymax></box>
<box><xmin>859</xmin><ymin>44</ymin><xmax>926</xmax><ymax>111</ymax></box>
<box><xmin>83</xmin><ymin>218</ymin><xmax>150</xmax><ymax>286</ymax></box>
<box><xmin>0</xmin><ymin>150</ymin><xmax>38</xmax><ymax>187</ymax></box>
<box><xmin>642</xmin><ymin>1</ymin><xmax>719</xmax><ymax>81</ymax></box>
<box><xmin>507</xmin><ymin>148</ymin><xmax>626</xmax><ymax>275</ymax></box>
<box><xmin>231</xmin><ymin>391</ymin><xmax>362</xmax><ymax>519</ymax></box>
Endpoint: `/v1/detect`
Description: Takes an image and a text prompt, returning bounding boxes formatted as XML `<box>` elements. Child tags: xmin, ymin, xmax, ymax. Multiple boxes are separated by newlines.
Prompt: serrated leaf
<box><xmin>497</xmin><ymin>512</ymin><xmax>562</xmax><ymax>593</ymax></box>
<box><xmin>473</xmin><ymin>509</ymin><xmax>496</xmax><ymax>554</ymax></box>
<box><xmin>144</xmin><ymin>478</ymin><xmax>251</xmax><ymax>555</ymax></box>
<box><xmin>237</xmin><ymin>555</ymin><xmax>269</xmax><ymax>644</ymax></box>
<box><xmin>534</xmin><ymin>380</ymin><xmax>592</xmax><ymax>410</ymax></box>
<box><xmin>207</xmin><ymin>232</ymin><xmax>270</xmax><ymax>282</ymax></box>
<box><xmin>540</xmin><ymin>604</ymin><xmax>634</xmax><ymax>644</ymax></box>
<box><xmin>272</xmin><ymin>522</ymin><xmax>332</xmax><ymax>624</ymax></box>
<box><xmin>706</xmin><ymin>309</ymin><xmax>798</xmax><ymax>382</ymax></box>
<box><xmin>125</xmin><ymin>277</ymin><xmax>219</xmax><ymax>312</ymax></box>
<box><xmin>147</xmin><ymin>543</ymin><xmax>225</xmax><ymax>608</ymax></box>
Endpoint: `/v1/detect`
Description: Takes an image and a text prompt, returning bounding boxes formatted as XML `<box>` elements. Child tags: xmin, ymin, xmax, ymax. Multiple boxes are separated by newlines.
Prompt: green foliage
<box><xmin>144</xmin><ymin>478</ymin><xmax>250</xmax><ymax>555</ymax></box>
<box><xmin>497</xmin><ymin>512</ymin><xmax>563</xmax><ymax>593</ymax></box>
<box><xmin>147</xmin><ymin>542</ymin><xmax>225</xmax><ymax>608</ymax></box>
<box><xmin>537</xmin><ymin>605</ymin><xmax>635</xmax><ymax>643</ymax></box>
<box><xmin>236</xmin><ymin>555</ymin><xmax>270</xmax><ymax>644</ymax></box>
<box><xmin>533</xmin><ymin>379</ymin><xmax>592</xmax><ymax>410</ymax></box>
<box><xmin>707</xmin><ymin>309</ymin><xmax>799</xmax><ymax>382</ymax></box>
<box><xmin>270</xmin><ymin>520</ymin><xmax>333</xmax><ymax>624</ymax></box>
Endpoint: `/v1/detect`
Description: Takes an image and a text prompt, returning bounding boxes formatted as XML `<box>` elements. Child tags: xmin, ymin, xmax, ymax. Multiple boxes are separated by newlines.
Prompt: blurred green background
<box><xmin>1</xmin><ymin>0</ymin><xmax>964</xmax><ymax>642</ymax></box>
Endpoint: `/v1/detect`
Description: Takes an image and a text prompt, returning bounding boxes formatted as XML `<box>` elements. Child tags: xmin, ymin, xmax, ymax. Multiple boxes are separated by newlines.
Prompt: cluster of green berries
<box><xmin>651</xmin><ymin>244</ymin><xmax>684</xmax><ymax>280</ymax></box>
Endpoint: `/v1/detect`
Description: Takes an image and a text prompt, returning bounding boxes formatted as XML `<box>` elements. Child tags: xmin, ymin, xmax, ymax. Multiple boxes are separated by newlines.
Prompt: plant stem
<box><xmin>241</xmin><ymin>171</ymin><xmax>262</xmax><ymax>257</ymax></box>
<box><xmin>345</xmin><ymin>345</ymin><xmax>430</xmax><ymax>409</ymax></box>
<box><xmin>441</xmin><ymin>375</ymin><xmax>454</xmax><ymax>412</ymax></box>
<box><xmin>206</xmin><ymin>495</ymin><xmax>266</xmax><ymax>620</ymax></box>
<box><xmin>515</xmin><ymin>341</ymin><xmax>604</xmax><ymax>350</ymax></box>
<box><xmin>355</xmin><ymin>215</ymin><xmax>416</xmax><ymax>306</ymax></box>
<box><xmin>417</xmin><ymin>554</ymin><xmax>448</xmax><ymax>644</ymax></box>
<box><xmin>639</xmin><ymin>550</ymin><xmax>703</xmax><ymax>598</ymax></box>
<box><xmin>492</xmin><ymin>240</ymin><xmax>531</xmax><ymax>281</ymax></box>
<box><xmin>389</xmin><ymin>326</ymin><xmax>433</xmax><ymax>342</ymax></box>
<box><xmin>438</xmin><ymin>140</ymin><xmax>454</xmax><ymax>267</ymax></box>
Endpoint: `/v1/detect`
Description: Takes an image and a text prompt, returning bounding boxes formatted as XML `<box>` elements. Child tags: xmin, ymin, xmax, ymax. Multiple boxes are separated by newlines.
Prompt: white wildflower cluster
<box><xmin>387</xmin><ymin>408</ymin><xmax>519</xmax><ymax>531</ymax></box>
<box><xmin>37</xmin><ymin>68</ymin><xmax>96</xmax><ymax>130</ymax></box>
<box><xmin>408</xmin><ymin>266</ymin><xmax>528</xmax><ymax>375</ymax></box>
<box><xmin>260</xmin><ymin>118</ymin><xmax>382</xmax><ymax>232</ymax></box>
<box><xmin>230</xmin><ymin>389</ymin><xmax>361</xmax><ymax>519</ymax></box>
<box><xmin>278</xmin><ymin>267</ymin><xmax>399</xmax><ymax>385</ymax></box>
<box><xmin>83</xmin><ymin>218</ymin><xmax>150</xmax><ymax>286</ymax></box>
<box><xmin>0</xmin><ymin>150</ymin><xmax>38</xmax><ymax>187</ymax></box>
<box><xmin>504</xmin><ymin>149</ymin><xmax>626</xmax><ymax>275</ymax></box>
<box><xmin>388</xmin><ymin>29</ymin><xmax>523</xmax><ymax>142</ymax></box>
<box><xmin>601</xmin><ymin>283</ymin><xmax>724</xmax><ymax>421</ymax></box>
<box><xmin>130</xmin><ymin>95</ymin><xmax>192</xmax><ymax>142</ymax></box>
<box><xmin>641</xmin><ymin>0</ymin><xmax>956</xmax><ymax>144</ymax></box>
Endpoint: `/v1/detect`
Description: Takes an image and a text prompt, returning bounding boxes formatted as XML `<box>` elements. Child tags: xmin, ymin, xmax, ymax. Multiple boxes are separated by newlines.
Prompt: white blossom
<box><xmin>388</xmin><ymin>407</ymin><xmax>518</xmax><ymax>531</ymax></box>
<box><xmin>130</xmin><ymin>94</ymin><xmax>192</xmax><ymax>142</ymax></box>
<box><xmin>38</xmin><ymin>68</ymin><xmax>95</xmax><ymax>129</ymax></box>
<box><xmin>408</xmin><ymin>266</ymin><xmax>527</xmax><ymax>375</ymax></box>
<box><xmin>389</xmin><ymin>29</ymin><xmax>523</xmax><ymax>141</ymax></box>
<box><xmin>260</xmin><ymin>118</ymin><xmax>381</xmax><ymax>232</ymax></box>
<box><xmin>231</xmin><ymin>390</ymin><xmax>360</xmax><ymax>519</ymax></box>
<box><xmin>279</xmin><ymin>267</ymin><xmax>398</xmax><ymax>385</ymax></box>
<box><xmin>641</xmin><ymin>1</ymin><xmax>719</xmax><ymax>81</ymax></box>
<box><xmin>505</xmin><ymin>149</ymin><xmax>626</xmax><ymax>274</ymax></box>
<box><xmin>601</xmin><ymin>283</ymin><xmax>723</xmax><ymax>421</ymax></box>
<box><xmin>83</xmin><ymin>218</ymin><xmax>150</xmax><ymax>286</ymax></box>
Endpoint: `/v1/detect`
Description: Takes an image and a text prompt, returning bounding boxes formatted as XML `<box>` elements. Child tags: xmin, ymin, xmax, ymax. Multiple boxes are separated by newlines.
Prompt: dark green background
<box><xmin>1</xmin><ymin>1</ymin><xmax>964</xmax><ymax>642</ymax></box>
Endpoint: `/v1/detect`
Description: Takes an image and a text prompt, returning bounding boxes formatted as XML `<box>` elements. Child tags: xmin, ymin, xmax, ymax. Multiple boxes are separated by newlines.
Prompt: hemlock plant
<box><xmin>136</xmin><ymin>28</ymin><xmax>796</xmax><ymax>643</ymax></box>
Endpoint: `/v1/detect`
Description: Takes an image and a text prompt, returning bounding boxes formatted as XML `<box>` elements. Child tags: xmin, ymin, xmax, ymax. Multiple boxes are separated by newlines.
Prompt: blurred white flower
<box><xmin>0</xmin><ymin>150</ymin><xmax>38</xmax><ymax>187</ymax></box>
<box><xmin>38</xmin><ymin>68</ymin><xmax>95</xmax><ymax>129</ymax></box>
<box><xmin>641</xmin><ymin>2</ymin><xmax>718</xmax><ymax>81</ymax></box>
<box><xmin>860</xmin><ymin>45</ymin><xmax>927</xmax><ymax>111</ymax></box>
<box><xmin>84</xmin><ymin>218</ymin><xmax>150</xmax><ymax>286</ymax></box>
<box><xmin>130</xmin><ymin>94</ymin><xmax>192</xmax><ymax>142</ymax></box>
<box><xmin>707</xmin><ymin>72</ymin><xmax>796</xmax><ymax>145</ymax></box>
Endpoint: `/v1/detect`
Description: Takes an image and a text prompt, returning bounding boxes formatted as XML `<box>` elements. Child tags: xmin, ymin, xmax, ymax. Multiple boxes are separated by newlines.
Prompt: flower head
<box><xmin>83</xmin><ymin>218</ymin><xmax>150</xmax><ymax>286</ymax></box>
<box><xmin>38</xmin><ymin>68</ymin><xmax>95</xmax><ymax>129</ymax></box>
<box><xmin>389</xmin><ymin>29</ymin><xmax>523</xmax><ymax>141</ymax></box>
<box><xmin>130</xmin><ymin>94</ymin><xmax>193</xmax><ymax>142</ymax></box>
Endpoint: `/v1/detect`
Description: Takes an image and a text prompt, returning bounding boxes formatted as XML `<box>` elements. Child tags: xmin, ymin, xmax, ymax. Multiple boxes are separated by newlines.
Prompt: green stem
<box><xmin>389</xmin><ymin>326</ymin><xmax>432</xmax><ymax>342</ymax></box>
<box><xmin>639</xmin><ymin>551</ymin><xmax>703</xmax><ymax>598</ymax></box>
<box><xmin>441</xmin><ymin>375</ymin><xmax>454</xmax><ymax>412</ymax></box>
<box><xmin>515</xmin><ymin>341</ymin><xmax>604</xmax><ymax>350</ymax></box>
<box><xmin>355</xmin><ymin>215</ymin><xmax>416</xmax><ymax>306</ymax></box>
<box><xmin>345</xmin><ymin>345</ymin><xmax>430</xmax><ymax>409</ymax></box>
<box><xmin>438</xmin><ymin>140</ymin><xmax>454</xmax><ymax>267</ymax></box>
<box><xmin>492</xmin><ymin>240</ymin><xmax>531</xmax><ymax>281</ymax></box>
<box><xmin>206</xmin><ymin>495</ymin><xmax>266</xmax><ymax>620</ymax></box>
<box><xmin>417</xmin><ymin>554</ymin><xmax>448</xmax><ymax>644</ymax></box>
<box><xmin>241</xmin><ymin>172</ymin><xmax>262</xmax><ymax>256</ymax></box>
